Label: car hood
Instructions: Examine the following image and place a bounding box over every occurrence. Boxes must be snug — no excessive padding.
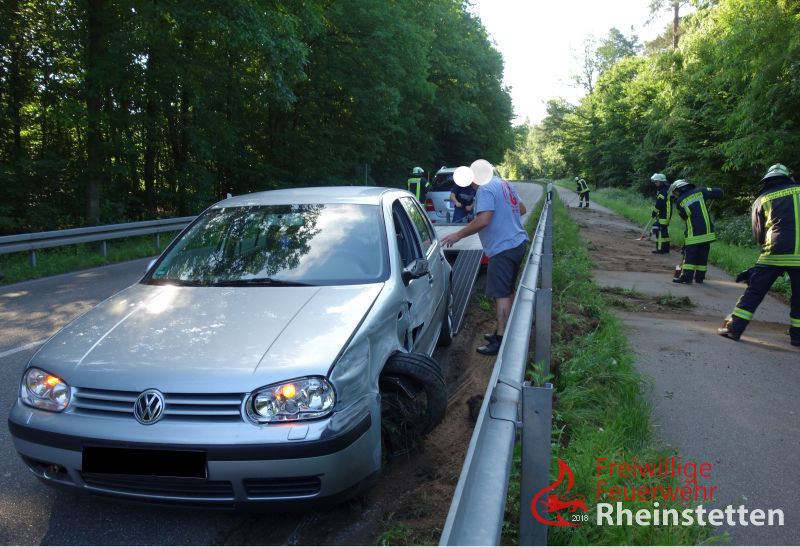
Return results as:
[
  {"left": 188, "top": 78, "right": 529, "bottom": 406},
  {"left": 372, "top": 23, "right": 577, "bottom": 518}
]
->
[{"left": 32, "top": 283, "right": 383, "bottom": 392}]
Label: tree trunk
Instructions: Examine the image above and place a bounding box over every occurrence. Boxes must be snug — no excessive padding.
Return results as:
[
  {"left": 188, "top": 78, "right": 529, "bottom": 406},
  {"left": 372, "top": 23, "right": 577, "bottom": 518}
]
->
[
  {"left": 672, "top": 1, "right": 680, "bottom": 48},
  {"left": 85, "top": 0, "right": 104, "bottom": 225},
  {"left": 144, "top": 46, "right": 158, "bottom": 219}
]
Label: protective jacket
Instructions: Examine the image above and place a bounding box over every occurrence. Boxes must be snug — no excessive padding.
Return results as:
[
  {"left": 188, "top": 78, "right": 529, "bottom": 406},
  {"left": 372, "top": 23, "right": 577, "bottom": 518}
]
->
[
  {"left": 576, "top": 178, "right": 589, "bottom": 194},
  {"left": 752, "top": 176, "right": 800, "bottom": 267},
  {"left": 407, "top": 176, "right": 429, "bottom": 201},
  {"left": 652, "top": 185, "right": 671, "bottom": 225},
  {"left": 674, "top": 186, "right": 723, "bottom": 245}
]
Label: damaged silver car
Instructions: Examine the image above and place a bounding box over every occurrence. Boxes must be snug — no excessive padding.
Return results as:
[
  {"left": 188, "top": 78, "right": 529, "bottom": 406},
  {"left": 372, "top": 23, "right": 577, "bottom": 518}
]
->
[{"left": 8, "top": 186, "right": 451, "bottom": 507}]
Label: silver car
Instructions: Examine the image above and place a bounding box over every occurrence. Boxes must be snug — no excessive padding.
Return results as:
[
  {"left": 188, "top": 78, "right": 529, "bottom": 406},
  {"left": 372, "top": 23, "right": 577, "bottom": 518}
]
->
[
  {"left": 8, "top": 187, "right": 452, "bottom": 507},
  {"left": 425, "top": 166, "right": 457, "bottom": 224}
]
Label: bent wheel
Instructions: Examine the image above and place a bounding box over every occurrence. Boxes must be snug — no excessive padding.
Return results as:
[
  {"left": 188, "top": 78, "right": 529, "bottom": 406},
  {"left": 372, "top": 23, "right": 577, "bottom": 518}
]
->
[{"left": 379, "top": 353, "right": 447, "bottom": 457}]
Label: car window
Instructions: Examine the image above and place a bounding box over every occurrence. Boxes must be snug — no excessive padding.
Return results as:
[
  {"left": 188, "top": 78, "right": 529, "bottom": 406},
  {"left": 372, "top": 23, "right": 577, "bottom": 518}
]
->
[
  {"left": 148, "top": 203, "right": 388, "bottom": 286},
  {"left": 430, "top": 170, "right": 455, "bottom": 192},
  {"left": 392, "top": 202, "right": 423, "bottom": 268},
  {"left": 400, "top": 197, "right": 435, "bottom": 254}
]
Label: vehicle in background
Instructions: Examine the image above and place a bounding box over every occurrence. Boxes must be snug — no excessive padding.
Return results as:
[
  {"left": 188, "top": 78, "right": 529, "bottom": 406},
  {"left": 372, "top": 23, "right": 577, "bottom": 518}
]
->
[{"left": 425, "top": 166, "right": 457, "bottom": 224}]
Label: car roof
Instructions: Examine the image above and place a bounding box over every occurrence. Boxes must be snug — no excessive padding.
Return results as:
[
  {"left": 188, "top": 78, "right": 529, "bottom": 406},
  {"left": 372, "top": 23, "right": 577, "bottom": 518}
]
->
[
  {"left": 436, "top": 167, "right": 457, "bottom": 175},
  {"left": 212, "top": 186, "right": 403, "bottom": 208}
]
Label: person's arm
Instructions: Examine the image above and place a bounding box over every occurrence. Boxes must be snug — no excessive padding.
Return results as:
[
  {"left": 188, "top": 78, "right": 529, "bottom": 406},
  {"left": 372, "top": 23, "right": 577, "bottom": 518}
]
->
[
  {"left": 440, "top": 211, "right": 492, "bottom": 247},
  {"left": 519, "top": 201, "right": 527, "bottom": 215},
  {"left": 449, "top": 191, "right": 462, "bottom": 209}
]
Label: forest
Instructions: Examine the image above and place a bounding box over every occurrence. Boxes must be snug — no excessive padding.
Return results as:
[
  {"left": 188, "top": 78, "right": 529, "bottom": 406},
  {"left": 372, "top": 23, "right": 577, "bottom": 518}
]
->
[
  {"left": 502, "top": 0, "right": 800, "bottom": 213},
  {"left": 0, "top": 0, "right": 513, "bottom": 232},
  {"left": 3, "top": 0, "right": 799, "bottom": 234}
]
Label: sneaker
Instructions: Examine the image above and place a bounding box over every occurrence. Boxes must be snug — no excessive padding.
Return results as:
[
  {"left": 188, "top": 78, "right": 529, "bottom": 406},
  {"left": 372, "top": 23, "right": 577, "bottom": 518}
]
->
[
  {"left": 477, "top": 335, "right": 502, "bottom": 356},
  {"left": 717, "top": 326, "right": 741, "bottom": 341},
  {"left": 672, "top": 277, "right": 692, "bottom": 284}
]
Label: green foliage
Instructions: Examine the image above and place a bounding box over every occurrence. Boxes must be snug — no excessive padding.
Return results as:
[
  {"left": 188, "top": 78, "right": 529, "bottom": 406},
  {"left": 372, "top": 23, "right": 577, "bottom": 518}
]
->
[
  {"left": 505, "top": 0, "right": 800, "bottom": 218},
  {"left": 0, "top": 0, "right": 513, "bottom": 233}
]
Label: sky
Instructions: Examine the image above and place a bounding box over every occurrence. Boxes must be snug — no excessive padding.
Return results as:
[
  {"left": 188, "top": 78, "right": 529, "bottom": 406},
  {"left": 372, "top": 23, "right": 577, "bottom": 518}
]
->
[{"left": 468, "top": 0, "right": 679, "bottom": 125}]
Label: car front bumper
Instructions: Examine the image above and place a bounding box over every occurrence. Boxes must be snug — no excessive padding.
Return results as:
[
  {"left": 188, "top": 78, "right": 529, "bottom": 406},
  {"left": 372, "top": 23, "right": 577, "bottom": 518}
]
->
[{"left": 8, "top": 395, "right": 381, "bottom": 507}]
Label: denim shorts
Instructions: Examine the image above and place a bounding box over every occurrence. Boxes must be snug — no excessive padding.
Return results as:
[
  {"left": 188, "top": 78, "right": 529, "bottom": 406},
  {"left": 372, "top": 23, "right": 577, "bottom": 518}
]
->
[{"left": 486, "top": 241, "right": 527, "bottom": 298}]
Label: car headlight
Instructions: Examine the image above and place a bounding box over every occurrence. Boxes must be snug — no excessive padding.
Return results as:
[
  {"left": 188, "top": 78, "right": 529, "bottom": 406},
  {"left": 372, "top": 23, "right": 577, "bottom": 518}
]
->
[
  {"left": 20, "top": 367, "right": 71, "bottom": 412},
  {"left": 245, "top": 376, "right": 335, "bottom": 423}
]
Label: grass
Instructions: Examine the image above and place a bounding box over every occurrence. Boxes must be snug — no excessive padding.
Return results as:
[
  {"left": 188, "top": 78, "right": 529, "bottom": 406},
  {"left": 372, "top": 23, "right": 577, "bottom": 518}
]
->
[
  {"left": 502, "top": 188, "right": 723, "bottom": 546},
  {"left": 0, "top": 232, "right": 179, "bottom": 285}
]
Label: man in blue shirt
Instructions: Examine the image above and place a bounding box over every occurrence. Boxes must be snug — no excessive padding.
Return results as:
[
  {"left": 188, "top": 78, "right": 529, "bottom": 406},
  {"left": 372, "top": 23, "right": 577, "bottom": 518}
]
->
[
  {"left": 441, "top": 162, "right": 528, "bottom": 355},
  {"left": 449, "top": 182, "right": 477, "bottom": 223}
]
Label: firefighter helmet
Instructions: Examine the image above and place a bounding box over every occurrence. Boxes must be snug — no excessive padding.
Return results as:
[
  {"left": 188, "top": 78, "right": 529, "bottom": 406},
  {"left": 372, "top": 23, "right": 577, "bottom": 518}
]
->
[
  {"left": 668, "top": 179, "right": 689, "bottom": 195},
  {"left": 759, "top": 163, "right": 793, "bottom": 183},
  {"left": 651, "top": 173, "right": 667, "bottom": 183},
  {"left": 574, "top": 176, "right": 580, "bottom": 182},
  {"left": 412, "top": 166, "right": 424, "bottom": 175}
]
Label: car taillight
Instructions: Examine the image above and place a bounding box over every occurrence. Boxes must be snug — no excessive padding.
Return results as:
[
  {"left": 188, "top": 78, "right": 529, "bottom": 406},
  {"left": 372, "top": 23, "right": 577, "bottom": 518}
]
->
[{"left": 425, "top": 199, "right": 435, "bottom": 211}]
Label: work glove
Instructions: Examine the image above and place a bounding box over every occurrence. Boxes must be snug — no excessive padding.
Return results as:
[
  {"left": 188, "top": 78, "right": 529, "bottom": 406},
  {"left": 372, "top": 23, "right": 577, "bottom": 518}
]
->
[
  {"left": 651, "top": 211, "right": 657, "bottom": 218},
  {"left": 735, "top": 267, "right": 755, "bottom": 284}
]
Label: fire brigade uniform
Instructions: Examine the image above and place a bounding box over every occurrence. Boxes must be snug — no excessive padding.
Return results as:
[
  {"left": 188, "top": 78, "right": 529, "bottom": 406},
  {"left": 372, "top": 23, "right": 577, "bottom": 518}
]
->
[
  {"left": 720, "top": 165, "right": 800, "bottom": 346},
  {"left": 652, "top": 183, "right": 671, "bottom": 253},
  {"left": 672, "top": 184, "right": 723, "bottom": 284},
  {"left": 576, "top": 178, "right": 590, "bottom": 208},
  {"left": 407, "top": 167, "right": 429, "bottom": 203}
]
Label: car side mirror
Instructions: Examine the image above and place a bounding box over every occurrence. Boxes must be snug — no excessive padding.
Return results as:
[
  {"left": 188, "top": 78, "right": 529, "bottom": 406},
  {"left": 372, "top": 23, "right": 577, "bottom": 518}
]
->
[{"left": 401, "top": 258, "right": 430, "bottom": 285}]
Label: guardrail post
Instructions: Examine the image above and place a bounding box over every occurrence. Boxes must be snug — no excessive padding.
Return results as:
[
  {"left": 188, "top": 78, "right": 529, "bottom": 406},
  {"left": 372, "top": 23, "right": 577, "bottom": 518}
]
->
[
  {"left": 533, "top": 288, "right": 552, "bottom": 375},
  {"left": 100, "top": 241, "right": 107, "bottom": 257},
  {"left": 29, "top": 250, "right": 36, "bottom": 268},
  {"left": 155, "top": 234, "right": 161, "bottom": 249},
  {"left": 520, "top": 381, "right": 553, "bottom": 545}
]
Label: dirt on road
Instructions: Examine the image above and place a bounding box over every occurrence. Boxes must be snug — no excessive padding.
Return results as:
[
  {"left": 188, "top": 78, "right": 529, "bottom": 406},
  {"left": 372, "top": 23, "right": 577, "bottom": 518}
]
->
[{"left": 558, "top": 187, "right": 799, "bottom": 546}]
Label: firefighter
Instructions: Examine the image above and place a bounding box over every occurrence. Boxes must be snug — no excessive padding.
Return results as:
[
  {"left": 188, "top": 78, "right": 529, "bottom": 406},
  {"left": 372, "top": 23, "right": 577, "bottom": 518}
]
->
[
  {"left": 718, "top": 164, "right": 800, "bottom": 346},
  {"left": 650, "top": 173, "right": 671, "bottom": 254},
  {"left": 407, "top": 166, "right": 429, "bottom": 203},
  {"left": 575, "top": 177, "right": 590, "bottom": 208},
  {"left": 669, "top": 179, "right": 723, "bottom": 284}
]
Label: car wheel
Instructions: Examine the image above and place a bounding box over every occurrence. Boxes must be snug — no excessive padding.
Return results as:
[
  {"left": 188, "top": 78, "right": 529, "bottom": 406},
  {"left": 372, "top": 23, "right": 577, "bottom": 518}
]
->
[
  {"left": 379, "top": 353, "right": 447, "bottom": 458},
  {"left": 437, "top": 285, "right": 453, "bottom": 347}
]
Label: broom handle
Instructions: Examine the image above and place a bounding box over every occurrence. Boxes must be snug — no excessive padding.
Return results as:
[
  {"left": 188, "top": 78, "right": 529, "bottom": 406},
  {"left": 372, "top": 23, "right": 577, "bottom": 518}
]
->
[{"left": 639, "top": 217, "right": 656, "bottom": 239}]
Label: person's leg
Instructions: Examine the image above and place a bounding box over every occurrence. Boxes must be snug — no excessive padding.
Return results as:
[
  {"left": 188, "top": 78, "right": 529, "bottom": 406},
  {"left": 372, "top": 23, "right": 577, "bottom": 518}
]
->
[
  {"left": 478, "top": 242, "right": 526, "bottom": 355},
  {"left": 656, "top": 224, "right": 670, "bottom": 253},
  {"left": 674, "top": 244, "right": 696, "bottom": 283},
  {"left": 719, "top": 265, "right": 780, "bottom": 340},
  {"left": 694, "top": 243, "right": 710, "bottom": 283},
  {"left": 788, "top": 268, "right": 800, "bottom": 346}
]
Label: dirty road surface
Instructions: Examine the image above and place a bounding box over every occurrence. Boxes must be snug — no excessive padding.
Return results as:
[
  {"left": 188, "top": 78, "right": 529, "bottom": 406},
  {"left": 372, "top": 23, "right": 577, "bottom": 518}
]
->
[{"left": 556, "top": 186, "right": 799, "bottom": 545}]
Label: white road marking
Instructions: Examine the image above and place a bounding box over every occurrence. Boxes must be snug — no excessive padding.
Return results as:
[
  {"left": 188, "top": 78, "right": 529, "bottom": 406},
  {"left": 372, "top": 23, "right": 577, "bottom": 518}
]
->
[{"left": 0, "top": 339, "right": 47, "bottom": 359}]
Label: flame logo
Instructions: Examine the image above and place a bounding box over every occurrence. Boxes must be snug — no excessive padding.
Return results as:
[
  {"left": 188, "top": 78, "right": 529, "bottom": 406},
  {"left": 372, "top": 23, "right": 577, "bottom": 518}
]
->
[{"left": 531, "top": 458, "right": 587, "bottom": 526}]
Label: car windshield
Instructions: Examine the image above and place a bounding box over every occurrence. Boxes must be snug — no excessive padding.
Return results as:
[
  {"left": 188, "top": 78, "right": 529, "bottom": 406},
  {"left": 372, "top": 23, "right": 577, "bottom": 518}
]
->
[
  {"left": 147, "top": 203, "right": 388, "bottom": 286},
  {"left": 430, "top": 171, "right": 455, "bottom": 192}
]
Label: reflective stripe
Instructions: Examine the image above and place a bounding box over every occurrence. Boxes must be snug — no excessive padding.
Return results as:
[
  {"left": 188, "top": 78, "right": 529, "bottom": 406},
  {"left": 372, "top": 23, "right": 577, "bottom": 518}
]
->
[
  {"left": 733, "top": 307, "right": 754, "bottom": 321},
  {"left": 757, "top": 254, "right": 800, "bottom": 267},
  {"left": 682, "top": 263, "right": 697, "bottom": 271},
  {"left": 790, "top": 317, "right": 800, "bottom": 328},
  {"left": 685, "top": 233, "right": 716, "bottom": 244}
]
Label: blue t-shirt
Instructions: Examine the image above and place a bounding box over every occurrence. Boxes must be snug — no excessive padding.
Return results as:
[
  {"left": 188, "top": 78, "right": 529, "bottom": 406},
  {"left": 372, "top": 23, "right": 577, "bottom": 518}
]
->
[
  {"left": 449, "top": 183, "right": 477, "bottom": 221},
  {"left": 474, "top": 177, "right": 528, "bottom": 258}
]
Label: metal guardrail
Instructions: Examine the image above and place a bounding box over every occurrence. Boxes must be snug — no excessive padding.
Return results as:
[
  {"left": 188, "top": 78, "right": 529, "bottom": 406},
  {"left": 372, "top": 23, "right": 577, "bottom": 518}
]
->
[
  {"left": 0, "top": 217, "right": 195, "bottom": 267},
  {"left": 440, "top": 183, "right": 554, "bottom": 546}
]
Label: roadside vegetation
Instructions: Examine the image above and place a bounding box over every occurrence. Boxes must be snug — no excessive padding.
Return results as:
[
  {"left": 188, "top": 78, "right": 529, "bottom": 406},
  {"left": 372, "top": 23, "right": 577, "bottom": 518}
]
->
[
  {"left": 502, "top": 192, "right": 721, "bottom": 545},
  {"left": 0, "top": 233, "right": 177, "bottom": 285}
]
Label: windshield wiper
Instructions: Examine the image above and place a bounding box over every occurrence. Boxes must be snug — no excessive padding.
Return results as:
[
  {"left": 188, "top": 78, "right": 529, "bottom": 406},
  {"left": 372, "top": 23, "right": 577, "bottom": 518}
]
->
[{"left": 211, "top": 278, "right": 316, "bottom": 287}]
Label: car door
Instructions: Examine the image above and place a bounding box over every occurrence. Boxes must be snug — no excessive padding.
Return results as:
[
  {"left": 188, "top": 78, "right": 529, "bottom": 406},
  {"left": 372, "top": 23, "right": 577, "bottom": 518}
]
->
[{"left": 397, "top": 197, "right": 445, "bottom": 354}]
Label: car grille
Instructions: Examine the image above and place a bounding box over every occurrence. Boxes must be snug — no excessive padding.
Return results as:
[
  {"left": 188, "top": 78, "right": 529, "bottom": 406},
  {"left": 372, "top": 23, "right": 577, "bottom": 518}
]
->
[
  {"left": 71, "top": 387, "right": 244, "bottom": 422},
  {"left": 244, "top": 477, "right": 321, "bottom": 498},
  {"left": 81, "top": 473, "right": 235, "bottom": 499}
]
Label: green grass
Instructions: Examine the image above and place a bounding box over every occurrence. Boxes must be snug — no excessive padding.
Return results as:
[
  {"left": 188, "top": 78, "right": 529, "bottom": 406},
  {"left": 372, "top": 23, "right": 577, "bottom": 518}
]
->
[
  {"left": 502, "top": 189, "right": 724, "bottom": 546},
  {"left": 0, "top": 232, "right": 179, "bottom": 285}
]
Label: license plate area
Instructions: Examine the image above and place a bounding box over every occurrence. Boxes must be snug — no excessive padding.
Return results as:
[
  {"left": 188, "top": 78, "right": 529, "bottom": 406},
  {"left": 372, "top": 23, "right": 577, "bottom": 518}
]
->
[{"left": 82, "top": 446, "right": 207, "bottom": 478}]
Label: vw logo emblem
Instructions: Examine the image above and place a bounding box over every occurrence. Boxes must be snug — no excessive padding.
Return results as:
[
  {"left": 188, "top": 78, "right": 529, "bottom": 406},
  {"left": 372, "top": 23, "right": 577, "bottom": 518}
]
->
[{"left": 134, "top": 389, "right": 165, "bottom": 425}]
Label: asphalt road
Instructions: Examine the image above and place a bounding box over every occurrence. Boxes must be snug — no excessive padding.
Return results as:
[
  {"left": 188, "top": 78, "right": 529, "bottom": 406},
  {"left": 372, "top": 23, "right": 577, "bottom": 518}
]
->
[{"left": 0, "top": 182, "right": 543, "bottom": 546}]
